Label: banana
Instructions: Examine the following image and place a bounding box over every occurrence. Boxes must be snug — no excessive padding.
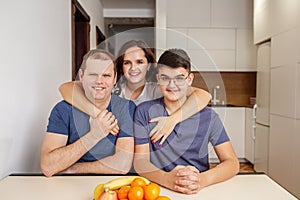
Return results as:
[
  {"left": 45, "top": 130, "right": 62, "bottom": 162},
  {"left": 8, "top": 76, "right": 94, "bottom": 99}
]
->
[
  {"left": 94, "top": 184, "right": 105, "bottom": 200},
  {"left": 93, "top": 176, "right": 151, "bottom": 199},
  {"left": 104, "top": 176, "right": 151, "bottom": 190}
]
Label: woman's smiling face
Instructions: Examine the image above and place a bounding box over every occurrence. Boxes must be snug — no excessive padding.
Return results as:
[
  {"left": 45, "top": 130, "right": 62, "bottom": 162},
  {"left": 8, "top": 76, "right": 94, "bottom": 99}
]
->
[{"left": 122, "top": 46, "right": 150, "bottom": 85}]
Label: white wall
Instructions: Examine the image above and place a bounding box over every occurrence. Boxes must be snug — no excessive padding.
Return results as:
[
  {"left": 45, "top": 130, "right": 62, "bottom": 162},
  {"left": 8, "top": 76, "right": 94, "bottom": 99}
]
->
[
  {"left": 0, "top": 0, "right": 71, "bottom": 178},
  {"left": 0, "top": 0, "right": 104, "bottom": 179}
]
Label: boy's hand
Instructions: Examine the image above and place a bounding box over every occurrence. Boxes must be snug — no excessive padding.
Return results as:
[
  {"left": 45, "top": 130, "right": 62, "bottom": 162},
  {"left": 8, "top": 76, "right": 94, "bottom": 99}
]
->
[
  {"left": 148, "top": 116, "right": 176, "bottom": 145},
  {"left": 165, "top": 165, "right": 185, "bottom": 192},
  {"left": 175, "top": 166, "right": 201, "bottom": 194}
]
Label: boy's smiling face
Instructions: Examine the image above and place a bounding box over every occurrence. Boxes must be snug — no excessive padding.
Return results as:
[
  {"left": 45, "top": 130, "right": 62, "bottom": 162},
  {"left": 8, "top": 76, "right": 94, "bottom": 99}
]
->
[{"left": 157, "top": 65, "right": 194, "bottom": 103}]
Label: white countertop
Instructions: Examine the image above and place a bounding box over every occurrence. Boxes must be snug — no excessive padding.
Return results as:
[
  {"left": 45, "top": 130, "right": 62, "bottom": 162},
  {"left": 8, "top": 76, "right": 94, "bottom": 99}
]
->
[{"left": 0, "top": 174, "right": 297, "bottom": 200}]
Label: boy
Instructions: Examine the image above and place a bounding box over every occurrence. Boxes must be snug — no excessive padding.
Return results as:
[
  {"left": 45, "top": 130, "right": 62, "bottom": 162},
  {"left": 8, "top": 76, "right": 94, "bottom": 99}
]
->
[{"left": 133, "top": 49, "right": 239, "bottom": 194}]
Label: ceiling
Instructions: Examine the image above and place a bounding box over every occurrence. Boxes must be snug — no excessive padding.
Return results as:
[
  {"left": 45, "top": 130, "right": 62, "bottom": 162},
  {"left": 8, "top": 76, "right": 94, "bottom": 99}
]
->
[{"left": 101, "top": 0, "right": 154, "bottom": 9}]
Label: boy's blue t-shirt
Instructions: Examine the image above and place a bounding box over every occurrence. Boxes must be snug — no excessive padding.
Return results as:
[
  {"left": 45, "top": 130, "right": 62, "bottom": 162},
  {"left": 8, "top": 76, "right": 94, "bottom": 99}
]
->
[
  {"left": 134, "top": 97, "right": 230, "bottom": 172},
  {"left": 46, "top": 94, "right": 136, "bottom": 162}
]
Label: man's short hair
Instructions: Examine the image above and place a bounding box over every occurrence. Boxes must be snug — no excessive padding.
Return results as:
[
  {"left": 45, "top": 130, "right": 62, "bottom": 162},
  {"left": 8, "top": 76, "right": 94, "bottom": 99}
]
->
[
  {"left": 157, "top": 48, "right": 191, "bottom": 72},
  {"left": 80, "top": 49, "right": 116, "bottom": 73}
]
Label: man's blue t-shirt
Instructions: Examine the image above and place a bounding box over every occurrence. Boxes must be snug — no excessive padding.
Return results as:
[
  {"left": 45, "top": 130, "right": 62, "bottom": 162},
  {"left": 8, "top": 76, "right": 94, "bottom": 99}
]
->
[
  {"left": 134, "top": 97, "right": 229, "bottom": 172},
  {"left": 46, "top": 94, "right": 136, "bottom": 162}
]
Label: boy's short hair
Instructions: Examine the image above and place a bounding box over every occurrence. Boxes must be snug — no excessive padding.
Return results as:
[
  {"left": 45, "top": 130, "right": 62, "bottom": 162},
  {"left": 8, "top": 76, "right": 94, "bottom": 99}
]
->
[{"left": 157, "top": 48, "right": 191, "bottom": 72}]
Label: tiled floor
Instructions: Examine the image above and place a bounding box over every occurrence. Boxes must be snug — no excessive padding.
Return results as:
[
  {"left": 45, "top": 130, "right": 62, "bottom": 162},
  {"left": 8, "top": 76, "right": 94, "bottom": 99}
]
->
[{"left": 210, "top": 162, "right": 255, "bottom": 173}]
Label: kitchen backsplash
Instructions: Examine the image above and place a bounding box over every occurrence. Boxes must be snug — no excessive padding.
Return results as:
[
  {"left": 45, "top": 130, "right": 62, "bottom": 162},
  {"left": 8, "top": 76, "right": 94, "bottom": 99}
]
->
[{"left": 192, "top": 72, "right": 256, "bottom": 107}]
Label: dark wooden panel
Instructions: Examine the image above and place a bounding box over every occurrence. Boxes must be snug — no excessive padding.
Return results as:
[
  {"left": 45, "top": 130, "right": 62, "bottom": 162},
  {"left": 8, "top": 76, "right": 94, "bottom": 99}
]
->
[{"left": 192, "top": 72, "right": 256, "bottom": 107}]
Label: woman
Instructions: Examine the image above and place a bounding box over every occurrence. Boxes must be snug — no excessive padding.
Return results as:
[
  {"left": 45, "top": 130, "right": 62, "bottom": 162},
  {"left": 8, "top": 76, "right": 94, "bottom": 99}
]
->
[
  {"left": 59, "top": 40, "right": 211, "bottom": 144},
  {"left": 114, "top": 40, "right": 160, "bottom": 105}
]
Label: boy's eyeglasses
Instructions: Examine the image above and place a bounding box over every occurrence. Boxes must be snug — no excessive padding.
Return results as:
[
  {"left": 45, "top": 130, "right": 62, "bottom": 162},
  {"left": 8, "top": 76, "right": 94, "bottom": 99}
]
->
[{"left": 158, "top": 75, "right": 189, "bottom": 86}]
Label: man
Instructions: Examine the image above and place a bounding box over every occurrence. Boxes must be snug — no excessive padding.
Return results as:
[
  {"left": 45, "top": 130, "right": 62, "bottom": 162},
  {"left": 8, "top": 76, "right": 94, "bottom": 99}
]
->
[
  {"left": 41, "top": 49, "right": 135, "bottom": 177},
  {"left": 133, "top": 49, "right": 239, "bottom": 194}
]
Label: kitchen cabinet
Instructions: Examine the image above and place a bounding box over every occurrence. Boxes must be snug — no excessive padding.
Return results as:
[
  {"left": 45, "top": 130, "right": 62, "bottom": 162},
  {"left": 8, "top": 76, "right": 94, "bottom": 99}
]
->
[
  {"left": 254, "top": 1, "right": 300, "bottom": 197},
  {"left": 156, "top": 0, "right": 256, "bottom": 72},
  {"left": 245, "top": 108, "right": 255, "bottom": 164},
  {"left": 253, "top": 0, "right": 298, "bottom": 44},
  {"left": 209, "top": 107, "right": 245, "bottom": 162},
  {"left": 166, "top": 0, "right": 210, "bottom": 28}
]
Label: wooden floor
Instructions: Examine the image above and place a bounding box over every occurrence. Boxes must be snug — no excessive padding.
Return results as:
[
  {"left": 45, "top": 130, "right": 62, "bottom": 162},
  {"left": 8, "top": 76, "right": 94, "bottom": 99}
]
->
[{"left": 210, "top": 162, "right": 255, "bottom": 173}]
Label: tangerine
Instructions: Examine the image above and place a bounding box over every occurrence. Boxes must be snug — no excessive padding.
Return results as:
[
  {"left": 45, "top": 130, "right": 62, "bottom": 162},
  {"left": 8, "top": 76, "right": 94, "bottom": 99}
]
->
[
  {"left": 131, "top": 177, "right": 147, "bottom": 187},
  {"left": 117, "top": 186, "right": 130, "bottom": 199},
  {"left": 144, "top": 183, "right": 160, "bottom": 200},
  {"left": 128, "top": 186, "right": 144, "bottom": 200}
]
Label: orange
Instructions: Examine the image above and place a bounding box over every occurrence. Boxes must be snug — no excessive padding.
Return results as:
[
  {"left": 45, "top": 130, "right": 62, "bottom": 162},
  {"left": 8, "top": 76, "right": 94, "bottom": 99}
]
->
[
  {"left": 117, "top": 186, "right": 130, "bottom": 199},
  {"left": 131, "top": 177, "right": 147, "bottom": 188},
  {"left": 144, "top": 183, "right": 160, "bottom": 200},
  {"left": 156, "top": 196, "right": 171, "bottom": 200},
  {"left": 128, "top": 186, "right": 144, "bottom": 200}
]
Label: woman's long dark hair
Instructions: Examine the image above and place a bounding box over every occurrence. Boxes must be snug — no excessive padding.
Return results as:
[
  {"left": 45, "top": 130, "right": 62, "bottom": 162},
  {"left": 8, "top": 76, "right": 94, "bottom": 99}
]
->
[{"left": 114, "top": 40, "right": 157, "bottom": 95}]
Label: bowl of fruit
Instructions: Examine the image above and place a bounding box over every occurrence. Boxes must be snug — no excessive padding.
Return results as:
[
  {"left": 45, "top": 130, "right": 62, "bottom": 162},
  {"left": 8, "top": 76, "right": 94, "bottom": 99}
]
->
[{"left": 94, "top": 176, "right": 171, "bottom": 200}]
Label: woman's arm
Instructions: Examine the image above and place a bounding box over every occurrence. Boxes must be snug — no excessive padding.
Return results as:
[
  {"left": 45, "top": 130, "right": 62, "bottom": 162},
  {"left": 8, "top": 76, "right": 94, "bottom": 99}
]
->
[
  {"left": 59, "top": 81, "right": 211, "bottom": 144},
  {"left": 59, "top": 81, "right": 119, "bottom": 135},
  {"left": 59, "top": 81, "right": 101, "bottom": 118},
  {"left": 149, "top": 87, "right": 211, "bottom": 144}
]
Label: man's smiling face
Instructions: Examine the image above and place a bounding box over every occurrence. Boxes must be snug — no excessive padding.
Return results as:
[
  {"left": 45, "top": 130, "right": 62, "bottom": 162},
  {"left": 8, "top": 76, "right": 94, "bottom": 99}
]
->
[{"left": 80, "top": 58, "right": 116, "bottom": 104}]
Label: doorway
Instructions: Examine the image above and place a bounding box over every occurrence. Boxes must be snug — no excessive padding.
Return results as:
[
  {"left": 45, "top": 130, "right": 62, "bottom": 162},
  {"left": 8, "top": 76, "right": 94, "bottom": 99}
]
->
[
  {"left": 96, "top": 26, "right": 106, "bottom": 48},
  {"left": 104, "top": 17, "right": 154, "bottom": 56},
  {"left": 71, "top": 0, "right": 90, "bottom": 80}
]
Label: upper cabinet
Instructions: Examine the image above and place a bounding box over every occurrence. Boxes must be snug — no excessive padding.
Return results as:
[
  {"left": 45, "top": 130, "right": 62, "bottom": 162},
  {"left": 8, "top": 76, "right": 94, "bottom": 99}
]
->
[
  {"left": 156, "top": 0, "right": 257, "bottom": 72},
  {"left": 253, "top": 0, "right": 299, "bottom": 44},
  {"left": 166, "top": 0, "right": 211, "bottom": 28}
]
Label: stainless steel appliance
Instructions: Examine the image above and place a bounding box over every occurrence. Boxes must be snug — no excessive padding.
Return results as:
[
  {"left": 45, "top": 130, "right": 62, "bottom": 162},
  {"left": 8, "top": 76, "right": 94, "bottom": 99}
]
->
[{"left": 253, "top": 41, "right": 271, "bottom": 173}]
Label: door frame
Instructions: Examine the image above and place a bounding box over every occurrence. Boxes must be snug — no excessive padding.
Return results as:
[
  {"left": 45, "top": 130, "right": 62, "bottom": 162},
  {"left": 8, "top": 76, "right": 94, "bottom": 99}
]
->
[{"left": 71, "top": 0, "right": 90, "bottom": 80}]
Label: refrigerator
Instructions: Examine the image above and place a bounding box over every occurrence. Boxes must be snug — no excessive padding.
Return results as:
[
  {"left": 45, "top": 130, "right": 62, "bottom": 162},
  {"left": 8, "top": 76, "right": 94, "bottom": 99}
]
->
[{"left": 253, "top": 41, "right": 270, "bottom": 173}]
